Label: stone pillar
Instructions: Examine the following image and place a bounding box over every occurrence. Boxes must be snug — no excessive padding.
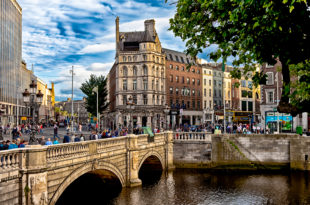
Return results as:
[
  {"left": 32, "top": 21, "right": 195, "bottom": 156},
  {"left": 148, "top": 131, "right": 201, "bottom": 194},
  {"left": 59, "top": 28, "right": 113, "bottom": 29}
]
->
[
  {"left": 147, "top": 116, "right": 152, "bottom": 127},
  {"left": 165, "top": 131, "right": 175, "bottom": 170},
  {"left": 137, "top": 116, "right": 142, "bottom": 127},
  {"left": 24, "top": 145, "right": 48, "bottom": 205},
  {"left": 190, "top": 115, "right": 193, "bottom": 125},
  {"left": 128, "top": 134, "right": 142, "bottom": 187}
]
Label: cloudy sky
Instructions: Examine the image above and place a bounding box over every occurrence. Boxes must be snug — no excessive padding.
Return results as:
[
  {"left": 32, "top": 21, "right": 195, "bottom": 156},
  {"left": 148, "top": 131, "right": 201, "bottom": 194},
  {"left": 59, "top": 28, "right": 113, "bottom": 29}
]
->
[{"left": 19, "top": 0, "right": 215, "bottom": 101}]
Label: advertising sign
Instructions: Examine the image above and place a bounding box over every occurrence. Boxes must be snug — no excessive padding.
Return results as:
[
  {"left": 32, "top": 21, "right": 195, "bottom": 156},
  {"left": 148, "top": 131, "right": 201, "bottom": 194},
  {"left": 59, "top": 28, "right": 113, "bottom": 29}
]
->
[{"left": 266, "top": 112, "right": 293, "bottom": 131}]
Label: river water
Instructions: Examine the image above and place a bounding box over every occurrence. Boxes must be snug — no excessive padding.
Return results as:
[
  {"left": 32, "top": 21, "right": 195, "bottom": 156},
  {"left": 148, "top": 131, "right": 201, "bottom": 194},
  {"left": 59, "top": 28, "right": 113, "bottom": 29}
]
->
[{"left": 57, "top": 170, "right": 310, "bottom": 205}]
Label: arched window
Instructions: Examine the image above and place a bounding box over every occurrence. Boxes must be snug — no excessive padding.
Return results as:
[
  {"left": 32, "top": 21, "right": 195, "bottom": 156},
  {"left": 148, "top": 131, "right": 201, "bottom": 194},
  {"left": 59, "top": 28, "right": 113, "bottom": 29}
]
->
[
  {"left": 123, "top": 56, "right": 126, "bottom": 62},
  {"left": 128, "top": 56, "right": 132, "bottom": 62},
  {"left": 143, "top": 65, "right": 148, "bottom": 75},
  {"left": 133, "top": 56, "right": 137, "bottom": 62},
  {"left": 156, "top": 67, "right": 159, "bottom": 76},
  {"left": 133, "top": 66, "right": 137, "bottom": 76},
  {"left": 123, "top": 66, "right": 128, "bottom": 76},
  {"left": 161, "top": 68, "right": 164, "bottom": 77}
]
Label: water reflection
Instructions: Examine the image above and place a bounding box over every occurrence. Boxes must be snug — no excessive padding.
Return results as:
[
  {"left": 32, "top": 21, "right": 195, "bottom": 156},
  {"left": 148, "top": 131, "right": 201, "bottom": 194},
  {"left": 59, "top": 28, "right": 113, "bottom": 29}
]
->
[{"left": 57, "top": 170, "right": 310, "bottom": 205}]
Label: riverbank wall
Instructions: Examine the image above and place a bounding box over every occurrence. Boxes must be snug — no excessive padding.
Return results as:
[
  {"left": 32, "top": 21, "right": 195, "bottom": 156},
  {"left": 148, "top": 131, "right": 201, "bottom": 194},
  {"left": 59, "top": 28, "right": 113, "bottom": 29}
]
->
[{"left": 173, "top": 133, "right": 310, "bottom": 171}]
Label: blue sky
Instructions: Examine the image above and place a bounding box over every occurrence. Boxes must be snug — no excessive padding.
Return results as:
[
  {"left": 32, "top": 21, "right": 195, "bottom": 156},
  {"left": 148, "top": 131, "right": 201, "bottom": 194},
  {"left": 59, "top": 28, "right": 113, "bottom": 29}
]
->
[{"left": 19, "top": 0, "right": 216, "bottom": 101}]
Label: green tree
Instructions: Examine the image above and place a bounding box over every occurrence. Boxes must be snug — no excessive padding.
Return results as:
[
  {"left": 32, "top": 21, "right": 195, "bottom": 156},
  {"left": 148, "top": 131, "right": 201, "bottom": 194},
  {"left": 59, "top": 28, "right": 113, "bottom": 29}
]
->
[
  {"left": 167, "top": 0, "right": 310, "bottom": 115},
  {"left": 80, "top": 74, "right": 109, "bottom": 116}
]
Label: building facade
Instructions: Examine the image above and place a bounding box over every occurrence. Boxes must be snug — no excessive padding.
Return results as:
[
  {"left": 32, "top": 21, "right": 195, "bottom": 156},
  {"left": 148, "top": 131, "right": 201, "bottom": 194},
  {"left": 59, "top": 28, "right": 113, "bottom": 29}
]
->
[
  {"left": 260, "top": 62, "right": 308, "bottom": 132},
  {"left": 164, "top": 48, "right": 202, "bottom": 127},
  {"left": 36, "top": 77, "right": 55, "bottom": 123},
  {"left": 202, "top": 64, "right": 214, "bottom": 123},
  {"left": 0, "top": 0, "right": 22, "bottom": 125},
  {"left": 55, "top": 98, "right": 88, "bottom": 124},
  {"left": 107, "top": 18, "right": 166, "bottom": 129}
]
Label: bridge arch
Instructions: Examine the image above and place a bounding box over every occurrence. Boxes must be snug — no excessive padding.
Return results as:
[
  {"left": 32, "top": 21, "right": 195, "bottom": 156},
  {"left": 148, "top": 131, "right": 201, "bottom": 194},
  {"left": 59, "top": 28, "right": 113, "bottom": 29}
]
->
[
  {"left": 138, "top": 151, "right": 165, "bottom": 172},
  {"left": 49, "top": 161, "right": 125, "bottom": 204}
]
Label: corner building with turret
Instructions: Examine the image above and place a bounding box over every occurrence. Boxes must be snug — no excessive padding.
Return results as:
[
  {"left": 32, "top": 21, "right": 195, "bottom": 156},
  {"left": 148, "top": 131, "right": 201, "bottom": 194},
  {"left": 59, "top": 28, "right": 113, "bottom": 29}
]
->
[{"left": 106, "top": 18, "right": 166, "bottom": 129}]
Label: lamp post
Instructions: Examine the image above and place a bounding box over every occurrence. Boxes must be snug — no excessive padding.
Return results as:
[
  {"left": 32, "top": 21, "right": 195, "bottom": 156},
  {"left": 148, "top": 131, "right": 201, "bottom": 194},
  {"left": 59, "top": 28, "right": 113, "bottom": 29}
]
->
[
  {"left": 164, "top": 104, "right": 170, "bottom": 130},
  {"left": 92, "top": 86, "right": 99, "bottom": 131},
  {"left": 22, "top": 80, "right": 43, "bottom": 144},
  {"left": 126, "top": 96, "right": 135, "bottom": 134}
]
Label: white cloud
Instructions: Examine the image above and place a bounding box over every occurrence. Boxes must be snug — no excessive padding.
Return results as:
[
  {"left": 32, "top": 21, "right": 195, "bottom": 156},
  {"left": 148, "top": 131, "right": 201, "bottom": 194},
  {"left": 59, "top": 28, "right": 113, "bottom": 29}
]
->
[
  {"left": 89, "top": 62, "right": 114, "bottom": 71},
  {"left": 78, "top": 43, "right": 115, "bottom": 54}
]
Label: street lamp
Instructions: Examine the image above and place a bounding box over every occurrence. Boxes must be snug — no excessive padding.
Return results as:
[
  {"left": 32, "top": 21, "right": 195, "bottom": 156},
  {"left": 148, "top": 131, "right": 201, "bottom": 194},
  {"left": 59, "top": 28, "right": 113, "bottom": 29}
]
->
[
  {"left": 92, "top": 86, "right": 99, "bottom": 131},
  {"left": 22, "top": 80, "right": 44, "bottom": 144},
  {"left": 126, "top": 95, "right": 135, "bottom": 134},
  {"left": 164, "top": 104, "right": 170, "bottom": 130}
]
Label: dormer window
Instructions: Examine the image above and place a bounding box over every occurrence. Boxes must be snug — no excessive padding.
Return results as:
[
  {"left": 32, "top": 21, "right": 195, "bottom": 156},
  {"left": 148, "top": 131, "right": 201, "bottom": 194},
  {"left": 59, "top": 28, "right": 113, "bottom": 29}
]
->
[
  {"left": 181, "top": 57, "right": 184, "bottom": 63},
  {"left": 169, "top": 54, "right": 173, "bottom": 61},
  {"left": 175, "top": 55, "right": 179, "bottom": 62}
]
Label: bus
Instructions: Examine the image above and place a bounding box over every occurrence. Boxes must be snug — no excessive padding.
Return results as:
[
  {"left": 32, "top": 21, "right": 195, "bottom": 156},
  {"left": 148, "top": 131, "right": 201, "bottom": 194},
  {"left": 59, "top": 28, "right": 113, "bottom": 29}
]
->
[{"left": 226, "top": 111, "right": 253, "bottom": 123}]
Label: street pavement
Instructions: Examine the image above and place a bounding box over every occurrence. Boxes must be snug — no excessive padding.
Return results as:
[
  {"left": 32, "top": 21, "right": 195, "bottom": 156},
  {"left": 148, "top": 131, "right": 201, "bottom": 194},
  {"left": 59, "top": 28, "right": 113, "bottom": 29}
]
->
[{"left": 0, "top": 127, "right": 92, "bottom": 143}]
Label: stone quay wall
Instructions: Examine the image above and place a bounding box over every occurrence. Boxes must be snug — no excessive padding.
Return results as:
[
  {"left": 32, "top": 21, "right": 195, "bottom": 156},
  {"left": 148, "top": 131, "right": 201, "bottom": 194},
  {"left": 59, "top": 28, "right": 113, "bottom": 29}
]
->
[{"left": 173, "top": 132, "right": 309, "bottom": 170}]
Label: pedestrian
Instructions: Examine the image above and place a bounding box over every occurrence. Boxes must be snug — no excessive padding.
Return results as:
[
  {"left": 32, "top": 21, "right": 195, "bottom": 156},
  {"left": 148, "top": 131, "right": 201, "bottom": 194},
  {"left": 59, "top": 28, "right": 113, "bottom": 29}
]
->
[
  {"left": 79, "top": 124, "right": 82, "bottom": 133},
  {"left": 63, "top": 132, "right": 70, "bottom": 143},
  {"left": 53, "top": 139, "right": 59, "bottom": 144},
  {"left": 74, "top": 135, "right": 81, "bottom": 142},
  {"left": 39, "top": 136, "right": 46, "bottom": 145},
  {"left": 8, "top": 140, "right": 18, "bottom": 149},
  {"left": 54, "top": 124, "right": 60, "bottom": 140},
  {"left": 45, "top": 138, "right": 53, "bottom": 145},
  {"left": 80, "top": 134, "right": 85, "bottom": 141}
]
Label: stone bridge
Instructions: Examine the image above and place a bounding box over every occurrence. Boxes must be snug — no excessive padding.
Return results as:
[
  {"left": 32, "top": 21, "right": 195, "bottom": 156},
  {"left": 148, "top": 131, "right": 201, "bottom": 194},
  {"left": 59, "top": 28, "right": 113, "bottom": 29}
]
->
[{"left": 0, "top": 132, "right": 174, "bottom": 205}]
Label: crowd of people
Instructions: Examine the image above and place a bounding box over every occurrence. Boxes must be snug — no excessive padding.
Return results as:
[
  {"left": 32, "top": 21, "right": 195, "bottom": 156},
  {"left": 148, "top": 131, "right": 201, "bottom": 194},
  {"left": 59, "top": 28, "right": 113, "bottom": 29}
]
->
[{"left": 0, "top": 120, "right": 267, "bottom": 151}]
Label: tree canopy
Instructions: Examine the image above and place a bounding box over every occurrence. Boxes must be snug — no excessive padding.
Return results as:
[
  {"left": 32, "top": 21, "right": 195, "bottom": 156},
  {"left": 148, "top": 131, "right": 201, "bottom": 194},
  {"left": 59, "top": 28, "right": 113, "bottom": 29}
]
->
[
  {"left": 80, "top": 74, "right": 109, "bottom": 116},
  {"left": 168, "top": 0, "right": 310, "bottom": 115}
]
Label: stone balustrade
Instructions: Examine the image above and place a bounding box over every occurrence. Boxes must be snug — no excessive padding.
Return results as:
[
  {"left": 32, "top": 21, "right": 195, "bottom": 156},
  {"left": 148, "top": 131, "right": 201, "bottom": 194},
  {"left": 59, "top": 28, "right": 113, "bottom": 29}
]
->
[
  {"left": 0, "top": 149, "right": 20, "bottom": 172},
  {"left": 173, "top": 132, "right": 212, "bottom": 141}
]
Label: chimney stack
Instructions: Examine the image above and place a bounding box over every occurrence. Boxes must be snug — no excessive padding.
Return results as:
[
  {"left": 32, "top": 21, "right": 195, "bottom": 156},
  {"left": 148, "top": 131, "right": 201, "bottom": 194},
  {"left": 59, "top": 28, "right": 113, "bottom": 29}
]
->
[{"left": 144, "top": 19, "right": 155, "bottom": 37}]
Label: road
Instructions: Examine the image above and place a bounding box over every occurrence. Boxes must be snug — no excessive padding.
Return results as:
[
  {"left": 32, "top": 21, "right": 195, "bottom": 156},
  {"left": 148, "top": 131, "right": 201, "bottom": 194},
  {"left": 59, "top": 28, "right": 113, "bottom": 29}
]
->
[{"left": 0, "top": 127, "right": 92, "bottom": 142}]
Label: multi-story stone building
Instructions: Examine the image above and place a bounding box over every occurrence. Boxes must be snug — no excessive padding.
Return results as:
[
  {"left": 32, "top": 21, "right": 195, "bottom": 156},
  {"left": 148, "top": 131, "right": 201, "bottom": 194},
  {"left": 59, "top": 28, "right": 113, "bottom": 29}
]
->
[
  {"left": 55, "top": 98, "right": 89, "bottom": 124},
  {"left": 0, "top": 0, "right": 22, "bottom": 125},
  {"left": 107, "top": 18, "right": 166, "bottom": 129},
  {"left": 202, "top": 64, "right": 214, "bottom": 123},
  {"left": 164, "top": 48, "right": 202, "bottom": 127}
]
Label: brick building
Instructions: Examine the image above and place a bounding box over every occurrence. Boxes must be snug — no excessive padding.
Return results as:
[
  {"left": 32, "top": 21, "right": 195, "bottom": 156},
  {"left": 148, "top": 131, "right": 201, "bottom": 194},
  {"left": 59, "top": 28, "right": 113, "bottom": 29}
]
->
[
  {"left": 260, "top": 62, "right": 309, "bottom": 132},
  {"left": 163, "top": 48, "right": 202, "bottom": 127}
]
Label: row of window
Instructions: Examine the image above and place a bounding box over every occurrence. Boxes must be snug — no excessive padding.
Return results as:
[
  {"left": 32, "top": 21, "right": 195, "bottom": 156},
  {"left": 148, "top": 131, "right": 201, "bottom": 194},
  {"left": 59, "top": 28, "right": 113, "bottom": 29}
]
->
[
  {"left": 122, "top": 79, "right": 163, "bottom": 91},
  {"left": 122, "top": 95, "right": 164, "bottom": 105},
  {"left": 122, "top": 66, "right": 164, "bottom": 77},
  {"left": 169, "top": 64, "right": 201, "bottom": 74},
  {"left": 169, "top": 99, "right": 201, "bottom": 110},
  {"left": 169, "top": 75, "right": 201, "bottom": 85},
  {"left": 122, "top": 55, "right": 164, "bottom": 63},
  {"left": 241, "top": 80, "right": 253, "bottom": 88},
  {"left": 169, "top": 87, "right": 201, "bottom": 96}
]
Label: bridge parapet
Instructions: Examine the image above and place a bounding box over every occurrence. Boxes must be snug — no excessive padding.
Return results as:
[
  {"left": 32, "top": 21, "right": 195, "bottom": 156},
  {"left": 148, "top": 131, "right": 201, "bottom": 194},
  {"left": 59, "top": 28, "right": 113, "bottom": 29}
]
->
[
  {"left": 0, "top": 149, "right": 21, "bottom": 172},
  {"left": 173, "top": 132, "right": 212, "bottom": 141}
]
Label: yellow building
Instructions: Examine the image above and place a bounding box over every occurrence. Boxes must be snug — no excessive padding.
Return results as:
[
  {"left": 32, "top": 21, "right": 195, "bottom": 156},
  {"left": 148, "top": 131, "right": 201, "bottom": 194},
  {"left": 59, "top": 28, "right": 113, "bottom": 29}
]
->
[{"left": 36, "top": 77, "right": 55, "bottom": 122}]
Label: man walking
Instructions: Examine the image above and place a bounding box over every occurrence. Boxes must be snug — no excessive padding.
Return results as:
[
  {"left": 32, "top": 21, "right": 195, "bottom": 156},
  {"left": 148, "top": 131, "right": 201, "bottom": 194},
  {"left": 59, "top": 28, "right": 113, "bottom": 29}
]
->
[{"left": 53, "top": 123, "right": 60, "bottom": 140}]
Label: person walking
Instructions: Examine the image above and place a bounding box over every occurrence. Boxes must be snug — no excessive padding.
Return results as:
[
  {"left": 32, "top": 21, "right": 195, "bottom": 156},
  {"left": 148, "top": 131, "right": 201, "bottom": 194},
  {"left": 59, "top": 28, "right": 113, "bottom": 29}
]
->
[{"left": 53, "top": 124, "right": 60, "bottom": 140}]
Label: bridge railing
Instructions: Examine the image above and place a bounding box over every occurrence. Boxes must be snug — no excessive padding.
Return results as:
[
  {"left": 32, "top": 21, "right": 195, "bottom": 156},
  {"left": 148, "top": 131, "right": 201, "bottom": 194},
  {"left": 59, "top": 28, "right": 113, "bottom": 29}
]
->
[
  {"left": 0, "top": 149, "right": 21, "bottom": 172},
  {"left": 46, "top": 142, "right": 90, "bottom": 162},
  {"left": 173, "top": 132, "right": 212, "bottom": 141}
]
